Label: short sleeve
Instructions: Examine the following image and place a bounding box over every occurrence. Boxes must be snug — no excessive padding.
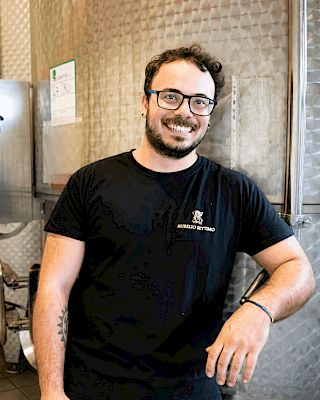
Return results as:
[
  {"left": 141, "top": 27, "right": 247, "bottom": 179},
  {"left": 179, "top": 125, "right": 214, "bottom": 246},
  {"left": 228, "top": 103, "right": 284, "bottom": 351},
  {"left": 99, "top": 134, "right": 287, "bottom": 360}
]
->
[
  {"left": 238, "top": 178, "right": 293, "bottom": 256},
  {"left": 44, "top": 172, "right": 87, "bottom": 241}
]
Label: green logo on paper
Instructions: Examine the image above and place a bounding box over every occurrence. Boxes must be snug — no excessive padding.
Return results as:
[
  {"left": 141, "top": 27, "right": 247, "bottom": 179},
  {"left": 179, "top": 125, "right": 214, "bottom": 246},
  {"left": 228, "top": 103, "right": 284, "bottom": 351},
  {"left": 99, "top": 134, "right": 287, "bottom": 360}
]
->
[{"left": 52, "top": 69, "right": 56, "bottom": 81}]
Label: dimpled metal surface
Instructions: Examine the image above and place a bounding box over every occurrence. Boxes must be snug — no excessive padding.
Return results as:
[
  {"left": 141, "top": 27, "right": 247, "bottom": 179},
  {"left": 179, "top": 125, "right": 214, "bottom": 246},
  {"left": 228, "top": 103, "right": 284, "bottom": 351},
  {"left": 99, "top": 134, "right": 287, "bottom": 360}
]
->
[
  {"left": 0, "top": 0, "right": 40, "bottom": 364},
  {"left": 0, "top": 0, "right": 318, "bottom": 397},
  {"left": 29, "top": 1, "right": 319, "bottom": 398},
  {"left": 0, "top": 0, "right": 31, "bottom": 80},
  {"left": 31, "top": 0, "right": 288, "bottom": 201},
  {"left": 223, "top": 215, "right": 320, "bottom": 399},
  {"left": 304, "top": 0, "right": 320, "bottom": 204}
]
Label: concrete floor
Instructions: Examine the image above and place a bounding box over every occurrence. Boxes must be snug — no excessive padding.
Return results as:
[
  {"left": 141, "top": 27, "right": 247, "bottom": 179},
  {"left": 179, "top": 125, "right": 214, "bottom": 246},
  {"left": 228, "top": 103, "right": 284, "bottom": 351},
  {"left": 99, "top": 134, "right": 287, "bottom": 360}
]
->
[{"left": 0, "top": 347, "right": 40, "bottom": 400}]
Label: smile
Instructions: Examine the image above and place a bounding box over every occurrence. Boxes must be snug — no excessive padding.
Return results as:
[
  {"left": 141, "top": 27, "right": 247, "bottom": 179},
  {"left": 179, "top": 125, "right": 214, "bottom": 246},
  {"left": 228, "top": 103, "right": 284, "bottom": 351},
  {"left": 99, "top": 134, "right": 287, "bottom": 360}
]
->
[{"left": 166, "top": 124, "right": 193, "bottom": 133}]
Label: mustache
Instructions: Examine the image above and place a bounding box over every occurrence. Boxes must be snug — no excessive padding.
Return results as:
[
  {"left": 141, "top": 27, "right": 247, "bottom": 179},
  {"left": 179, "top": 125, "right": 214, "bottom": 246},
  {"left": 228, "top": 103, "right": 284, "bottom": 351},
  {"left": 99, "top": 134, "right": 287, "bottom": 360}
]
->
[{"left": 161, "top": 116, "right": 198, "bottom": 129}]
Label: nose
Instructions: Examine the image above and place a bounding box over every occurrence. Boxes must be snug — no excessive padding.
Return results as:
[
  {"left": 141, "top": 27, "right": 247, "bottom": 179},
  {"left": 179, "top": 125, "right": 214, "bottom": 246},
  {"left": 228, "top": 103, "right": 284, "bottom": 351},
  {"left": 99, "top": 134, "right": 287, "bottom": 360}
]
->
[{"left": 174, "top": 98, "right": 192, "bottom": 116}]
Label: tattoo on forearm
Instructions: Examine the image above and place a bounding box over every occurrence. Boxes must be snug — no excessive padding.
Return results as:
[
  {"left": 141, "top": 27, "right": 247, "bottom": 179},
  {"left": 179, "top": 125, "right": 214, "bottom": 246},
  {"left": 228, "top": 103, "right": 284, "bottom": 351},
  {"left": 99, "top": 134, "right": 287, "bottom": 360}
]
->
[{"left": 57, "top": 305, "right": 68, "bottom": 347}]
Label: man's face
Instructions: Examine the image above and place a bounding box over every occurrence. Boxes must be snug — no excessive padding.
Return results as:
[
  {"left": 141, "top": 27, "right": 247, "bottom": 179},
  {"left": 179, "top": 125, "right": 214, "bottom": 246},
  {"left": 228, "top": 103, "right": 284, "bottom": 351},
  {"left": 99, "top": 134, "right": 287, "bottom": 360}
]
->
[{"left": 142, "top": 60, "right": 215, "bottom": 159}]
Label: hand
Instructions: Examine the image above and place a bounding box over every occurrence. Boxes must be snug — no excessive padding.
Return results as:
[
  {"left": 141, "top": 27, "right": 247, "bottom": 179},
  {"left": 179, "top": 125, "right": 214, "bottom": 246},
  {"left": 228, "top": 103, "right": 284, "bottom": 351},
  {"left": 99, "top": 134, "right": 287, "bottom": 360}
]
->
[{"left": 205, "top": 303, "right": 271, "bottom": 387}]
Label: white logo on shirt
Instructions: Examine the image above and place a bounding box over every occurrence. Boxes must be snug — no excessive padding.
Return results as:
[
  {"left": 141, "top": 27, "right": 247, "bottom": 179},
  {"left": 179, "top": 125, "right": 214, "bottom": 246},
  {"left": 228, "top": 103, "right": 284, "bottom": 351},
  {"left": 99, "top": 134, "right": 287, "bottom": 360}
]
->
[
  {"left": 176, "top": 210, "right": 215, "bottom": 233},
  {"left": 192, "top": 210, "right": 203, "bottom": 225}
]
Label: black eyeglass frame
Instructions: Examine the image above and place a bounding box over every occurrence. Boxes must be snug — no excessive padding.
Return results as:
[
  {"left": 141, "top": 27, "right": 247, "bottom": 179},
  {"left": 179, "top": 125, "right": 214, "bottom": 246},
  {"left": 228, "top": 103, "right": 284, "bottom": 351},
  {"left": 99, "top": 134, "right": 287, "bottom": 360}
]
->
[{"left": 147, "top": 89, "right": 217, "bottom": 116}]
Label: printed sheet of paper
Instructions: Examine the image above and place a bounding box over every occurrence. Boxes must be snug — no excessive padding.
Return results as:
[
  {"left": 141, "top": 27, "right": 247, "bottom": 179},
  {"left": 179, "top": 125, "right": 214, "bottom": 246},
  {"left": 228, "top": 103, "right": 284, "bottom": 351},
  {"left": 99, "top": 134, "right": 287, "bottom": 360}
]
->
[{"left": 50, "top": 60, "right": 76, "bottom": 122}]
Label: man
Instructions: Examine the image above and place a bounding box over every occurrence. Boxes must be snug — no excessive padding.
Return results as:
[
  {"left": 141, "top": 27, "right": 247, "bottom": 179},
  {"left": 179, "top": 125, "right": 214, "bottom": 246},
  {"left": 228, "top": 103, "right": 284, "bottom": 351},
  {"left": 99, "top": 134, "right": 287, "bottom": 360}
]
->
[{"left": 33, "top": 44, "right": 315, "bottom": 400}]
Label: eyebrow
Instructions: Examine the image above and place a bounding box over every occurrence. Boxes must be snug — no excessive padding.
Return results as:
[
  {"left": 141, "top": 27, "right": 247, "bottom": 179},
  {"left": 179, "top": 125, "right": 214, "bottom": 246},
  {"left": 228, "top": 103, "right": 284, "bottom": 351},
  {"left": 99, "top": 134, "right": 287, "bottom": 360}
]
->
[{"left": 160, "top": 87, "right": 212, "bottom": 99}]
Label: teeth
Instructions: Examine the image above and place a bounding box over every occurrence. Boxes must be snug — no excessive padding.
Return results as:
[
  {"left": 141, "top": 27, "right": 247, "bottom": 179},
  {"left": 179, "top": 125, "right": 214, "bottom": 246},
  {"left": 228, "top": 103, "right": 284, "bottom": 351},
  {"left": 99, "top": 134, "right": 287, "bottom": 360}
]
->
[{"left": 168, "top": 124, "right": 192, "bottom": 133}]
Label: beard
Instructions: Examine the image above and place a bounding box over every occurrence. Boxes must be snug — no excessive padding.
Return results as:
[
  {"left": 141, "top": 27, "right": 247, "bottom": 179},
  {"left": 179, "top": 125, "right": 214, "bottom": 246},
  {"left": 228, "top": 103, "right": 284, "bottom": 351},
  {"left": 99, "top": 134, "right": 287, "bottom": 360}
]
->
[{"left": 145, "top": 113, "right": 207, "bottom": 159}]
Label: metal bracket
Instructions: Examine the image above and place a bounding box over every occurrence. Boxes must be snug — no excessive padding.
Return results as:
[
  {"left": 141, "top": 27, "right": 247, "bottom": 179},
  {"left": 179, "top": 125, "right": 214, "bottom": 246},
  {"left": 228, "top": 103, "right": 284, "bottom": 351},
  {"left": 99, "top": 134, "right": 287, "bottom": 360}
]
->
[
  {"left": 280, "top": 213, "right": 312, "bottom": 228},
  {"left": 0, "top": 260, "right": 28, "bottom": 289},
  {"left": 1, "top": 260, "right": 19, "bottom": 286}
]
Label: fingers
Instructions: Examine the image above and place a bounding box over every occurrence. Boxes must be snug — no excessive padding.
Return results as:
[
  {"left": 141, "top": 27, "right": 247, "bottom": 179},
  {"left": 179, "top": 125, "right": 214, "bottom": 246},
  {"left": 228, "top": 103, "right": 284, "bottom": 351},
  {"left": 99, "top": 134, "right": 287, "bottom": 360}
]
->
[
  {"left": 205, "top": 342, "right": 223, "bottom": 378},
  {"left": 205, "top": 304, "right": 270, "bottom": 386},
  {"left": 215, "top": 347, "right": 235, "bottom": 385},
  {"left": 206, "top": 344, "right": 244, "bottom": 386},
  {"left": 225, "top": 352, "right": 246, "bottom": 386},
  {"left": 206, "top": 345, "right": 259, "bottom": 387},
  {"left": 241, "top": 352, "right": 259, "bottom": 384}
]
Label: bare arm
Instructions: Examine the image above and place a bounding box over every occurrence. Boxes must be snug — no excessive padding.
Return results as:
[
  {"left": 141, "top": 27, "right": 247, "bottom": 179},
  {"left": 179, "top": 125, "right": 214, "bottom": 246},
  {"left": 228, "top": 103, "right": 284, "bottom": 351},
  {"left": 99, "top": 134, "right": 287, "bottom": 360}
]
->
[
  {"left": 205, "top": 235, "right": 315, "bottom": 387},
  {"left": 248, "top": 235, "right": 315, "bottom": 319},
  {"left": 33, "top": 233, "right": 85, "bottom": 399}
]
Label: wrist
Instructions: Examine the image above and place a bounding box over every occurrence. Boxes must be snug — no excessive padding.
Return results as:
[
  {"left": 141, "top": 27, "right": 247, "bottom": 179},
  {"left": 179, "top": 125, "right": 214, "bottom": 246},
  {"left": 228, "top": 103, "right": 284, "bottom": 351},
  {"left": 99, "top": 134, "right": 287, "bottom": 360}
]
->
[{"left": 240, "top": 297, "right": 274, "bottom": 324}]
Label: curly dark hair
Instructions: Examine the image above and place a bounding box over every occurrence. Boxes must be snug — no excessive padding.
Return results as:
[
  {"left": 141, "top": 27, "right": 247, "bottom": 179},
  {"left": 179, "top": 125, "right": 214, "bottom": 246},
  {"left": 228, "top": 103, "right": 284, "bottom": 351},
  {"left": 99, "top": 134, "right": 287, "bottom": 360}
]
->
[{"left": 144, "top": 44, "right": 225, "bottom": 102}]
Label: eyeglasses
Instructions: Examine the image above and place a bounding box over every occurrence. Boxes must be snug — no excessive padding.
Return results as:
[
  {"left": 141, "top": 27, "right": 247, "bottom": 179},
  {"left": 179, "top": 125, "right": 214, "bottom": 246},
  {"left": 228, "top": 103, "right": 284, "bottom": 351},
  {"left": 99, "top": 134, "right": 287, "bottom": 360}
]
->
[{"left": 147, "top": 89, "right": 217, "bottom": 116}]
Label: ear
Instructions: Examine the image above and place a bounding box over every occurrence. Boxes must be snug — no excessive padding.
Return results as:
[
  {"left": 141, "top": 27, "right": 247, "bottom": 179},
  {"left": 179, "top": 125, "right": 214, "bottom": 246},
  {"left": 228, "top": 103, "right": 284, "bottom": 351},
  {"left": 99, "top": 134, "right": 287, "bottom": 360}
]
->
[{"left": 142, "top": 95, "right": 148, "bottom": 117}]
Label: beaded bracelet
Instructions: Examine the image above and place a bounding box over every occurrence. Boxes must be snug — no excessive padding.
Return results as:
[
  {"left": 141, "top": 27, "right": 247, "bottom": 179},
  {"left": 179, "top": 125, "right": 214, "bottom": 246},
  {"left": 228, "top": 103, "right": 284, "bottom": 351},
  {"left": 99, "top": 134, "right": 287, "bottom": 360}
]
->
[{"left": 240, "top": 297, "right": 274, "bottom": 323}]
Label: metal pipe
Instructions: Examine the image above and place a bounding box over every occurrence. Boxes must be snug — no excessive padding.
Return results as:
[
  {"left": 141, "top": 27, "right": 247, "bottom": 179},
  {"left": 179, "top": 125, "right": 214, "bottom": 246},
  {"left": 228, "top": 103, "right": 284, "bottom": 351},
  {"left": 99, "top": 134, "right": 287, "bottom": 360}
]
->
[{"left": 284, "top": 0, "right": 311, "bottom": 229}]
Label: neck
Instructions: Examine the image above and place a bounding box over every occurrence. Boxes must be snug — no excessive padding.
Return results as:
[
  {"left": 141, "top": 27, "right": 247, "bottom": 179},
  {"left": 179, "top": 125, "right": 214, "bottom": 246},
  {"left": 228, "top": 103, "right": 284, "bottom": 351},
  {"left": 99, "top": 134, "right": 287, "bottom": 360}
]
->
[{"left": 133, "top": 137, "right": 198, "bottom": 173}]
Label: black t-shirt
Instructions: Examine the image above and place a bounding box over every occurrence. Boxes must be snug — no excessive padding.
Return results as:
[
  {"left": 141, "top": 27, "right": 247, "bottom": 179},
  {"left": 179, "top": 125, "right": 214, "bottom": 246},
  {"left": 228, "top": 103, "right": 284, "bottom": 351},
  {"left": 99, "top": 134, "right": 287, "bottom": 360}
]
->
[{"left": 45, "top": 151, "right": 293, "bottom": 399}]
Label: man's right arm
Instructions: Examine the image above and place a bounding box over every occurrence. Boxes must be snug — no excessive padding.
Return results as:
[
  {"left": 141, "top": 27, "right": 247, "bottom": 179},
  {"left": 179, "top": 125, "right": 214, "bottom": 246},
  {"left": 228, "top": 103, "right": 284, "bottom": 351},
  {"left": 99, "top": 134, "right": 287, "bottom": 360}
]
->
[{"left": 33, "top": 233, "right": 85, "bottom": 399}]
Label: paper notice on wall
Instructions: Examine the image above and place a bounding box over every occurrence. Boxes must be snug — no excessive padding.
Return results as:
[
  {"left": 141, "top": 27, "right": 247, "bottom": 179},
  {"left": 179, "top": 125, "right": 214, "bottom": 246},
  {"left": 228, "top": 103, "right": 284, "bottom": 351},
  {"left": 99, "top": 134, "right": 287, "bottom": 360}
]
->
[{"left": 50, "top": 60, "right": 76, "bottom": 124}]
